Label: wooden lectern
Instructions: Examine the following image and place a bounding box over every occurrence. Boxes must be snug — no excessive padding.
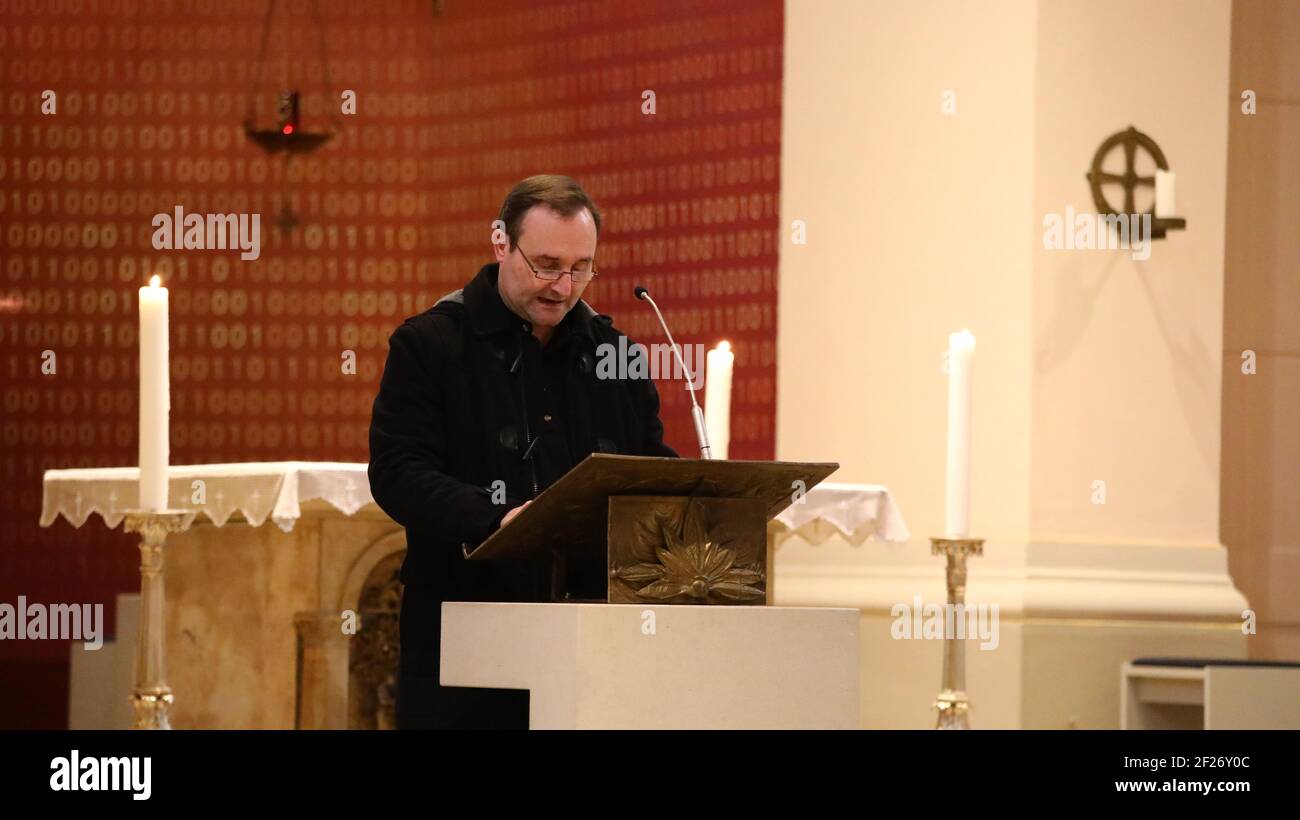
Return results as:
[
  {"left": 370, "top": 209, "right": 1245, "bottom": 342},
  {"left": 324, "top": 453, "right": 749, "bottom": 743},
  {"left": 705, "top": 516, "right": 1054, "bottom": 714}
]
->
[
  {"left": 449, "top": 455, "right": 858, "bottom": 728},
  {"left": 466, "top": 454, "right": 838, "bottom": 605}
]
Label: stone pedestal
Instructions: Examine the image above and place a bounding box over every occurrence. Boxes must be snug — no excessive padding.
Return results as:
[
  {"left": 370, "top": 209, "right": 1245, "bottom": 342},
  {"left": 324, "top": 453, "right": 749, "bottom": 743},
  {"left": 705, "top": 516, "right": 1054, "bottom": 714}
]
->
[
  {"left": 158, "top": 503, "right": 405, "bottom": 729},
  {"left": 439, "top": 602, "right": 860, "bottom": 729}
]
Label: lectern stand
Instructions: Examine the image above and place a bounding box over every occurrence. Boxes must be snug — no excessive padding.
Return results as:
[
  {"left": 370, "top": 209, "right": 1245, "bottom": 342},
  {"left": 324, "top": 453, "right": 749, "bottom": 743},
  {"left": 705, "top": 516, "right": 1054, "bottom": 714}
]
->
[{"left": 442, "top": 455, "right": 860, "bottom": 728}]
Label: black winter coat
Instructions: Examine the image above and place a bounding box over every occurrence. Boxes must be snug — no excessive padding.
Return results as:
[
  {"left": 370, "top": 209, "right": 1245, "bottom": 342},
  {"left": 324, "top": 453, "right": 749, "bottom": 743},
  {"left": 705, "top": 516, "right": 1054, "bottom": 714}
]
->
[{"left": 368, "top": 262, "right": 679, "bottom": 597}]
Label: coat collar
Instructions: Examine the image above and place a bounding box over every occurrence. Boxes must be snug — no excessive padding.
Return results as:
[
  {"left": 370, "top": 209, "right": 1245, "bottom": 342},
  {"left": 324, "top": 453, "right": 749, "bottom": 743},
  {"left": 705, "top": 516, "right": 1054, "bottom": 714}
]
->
[{"left": 453, "top": 262, "right": 602, "bottom": 346}]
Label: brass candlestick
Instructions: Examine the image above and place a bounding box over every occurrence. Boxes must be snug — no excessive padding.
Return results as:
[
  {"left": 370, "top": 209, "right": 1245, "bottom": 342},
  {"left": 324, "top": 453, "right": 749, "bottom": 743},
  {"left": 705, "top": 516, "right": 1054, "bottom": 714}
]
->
[
  {"left": 122, "top": 509, "right": 195, "bottom": 730},
  {"left": 930, "top": 536, "right": 984, "bottom": 730}
]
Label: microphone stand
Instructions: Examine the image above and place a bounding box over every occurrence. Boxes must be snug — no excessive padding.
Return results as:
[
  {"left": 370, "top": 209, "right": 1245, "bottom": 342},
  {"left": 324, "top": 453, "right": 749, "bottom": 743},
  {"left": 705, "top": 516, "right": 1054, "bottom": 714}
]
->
[{"left": 634, "top": 285, "right": 713, "bottom": 460}]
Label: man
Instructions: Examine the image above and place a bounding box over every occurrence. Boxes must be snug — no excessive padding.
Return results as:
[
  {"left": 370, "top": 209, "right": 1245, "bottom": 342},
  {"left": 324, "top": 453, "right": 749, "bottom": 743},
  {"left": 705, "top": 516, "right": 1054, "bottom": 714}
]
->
[{"left": 368, "top": 175, "right": 678, "bottom": 729}]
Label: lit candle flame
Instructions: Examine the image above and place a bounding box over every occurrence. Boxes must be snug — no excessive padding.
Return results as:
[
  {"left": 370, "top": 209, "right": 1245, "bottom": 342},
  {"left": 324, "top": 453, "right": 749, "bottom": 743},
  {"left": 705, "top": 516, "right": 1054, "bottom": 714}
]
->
[
  {"left": 718, "top": 340, "right": 731, "bottom": 353},
  {"left": 149, "top": 275, "right": 161, "bottom": 288}
]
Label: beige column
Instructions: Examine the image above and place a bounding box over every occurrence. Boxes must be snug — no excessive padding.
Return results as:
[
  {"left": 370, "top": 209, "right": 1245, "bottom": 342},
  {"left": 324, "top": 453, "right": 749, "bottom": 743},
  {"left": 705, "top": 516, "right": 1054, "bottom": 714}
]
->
[
  {"left": 778, "top": 0, "right": 1248, "bottom": 728},
  {"left": 1220, "top": 0, "right": 1300, "bottom": 663}
]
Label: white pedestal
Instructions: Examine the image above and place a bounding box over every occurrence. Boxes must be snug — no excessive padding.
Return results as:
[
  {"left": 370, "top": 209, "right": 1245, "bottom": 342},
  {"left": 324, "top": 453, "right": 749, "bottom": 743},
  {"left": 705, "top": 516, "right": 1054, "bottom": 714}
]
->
[{"left": 440, "top": 602, "right": 860, "bottom": 729}]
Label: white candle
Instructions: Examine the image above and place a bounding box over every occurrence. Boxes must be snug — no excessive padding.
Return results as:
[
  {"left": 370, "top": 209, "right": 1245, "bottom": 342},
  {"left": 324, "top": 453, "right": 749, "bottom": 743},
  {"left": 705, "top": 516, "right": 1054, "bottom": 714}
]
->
[
  {"left": 1154, "top": 170, "right": 1176, "bottom": 218},
  {"left": 945, "top": 330, "right": 975, "bottom": 537},
  {"left": 704, "top": 341, "right": 734, "bottom": 459},
  {"left": 138, "top": 275, "right": 170, "bottom": 511}
]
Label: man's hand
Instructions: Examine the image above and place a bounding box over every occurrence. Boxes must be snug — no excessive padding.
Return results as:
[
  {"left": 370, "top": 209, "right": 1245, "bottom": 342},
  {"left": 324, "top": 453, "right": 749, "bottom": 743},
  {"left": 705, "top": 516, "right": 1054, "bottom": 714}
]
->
[{"left": 499, "top": 501, "right": 532, "bottom": 528}]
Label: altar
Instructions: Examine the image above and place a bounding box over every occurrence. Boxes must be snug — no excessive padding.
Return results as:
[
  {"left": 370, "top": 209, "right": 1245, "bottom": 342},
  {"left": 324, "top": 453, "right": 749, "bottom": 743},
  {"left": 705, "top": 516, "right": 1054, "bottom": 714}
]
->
[
  {"left": 42, "top": 461, "right": 907, "bottom": 729},
  {"left": 44, "top": 462, "right": 404, "bottom": 729}
]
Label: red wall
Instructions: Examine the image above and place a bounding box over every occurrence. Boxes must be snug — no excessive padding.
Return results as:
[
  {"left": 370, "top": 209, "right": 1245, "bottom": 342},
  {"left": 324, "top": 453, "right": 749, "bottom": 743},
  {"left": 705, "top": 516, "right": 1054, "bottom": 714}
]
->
[{"left": 0, "top": 0, "right": 783, "bottom": 727}]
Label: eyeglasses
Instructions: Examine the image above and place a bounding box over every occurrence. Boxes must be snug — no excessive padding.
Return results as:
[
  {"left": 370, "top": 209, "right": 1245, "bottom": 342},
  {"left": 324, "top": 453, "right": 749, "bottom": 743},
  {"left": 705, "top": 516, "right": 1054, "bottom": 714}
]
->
[{"left": 516, "top": 246, "right": 599, "bottom": 283}]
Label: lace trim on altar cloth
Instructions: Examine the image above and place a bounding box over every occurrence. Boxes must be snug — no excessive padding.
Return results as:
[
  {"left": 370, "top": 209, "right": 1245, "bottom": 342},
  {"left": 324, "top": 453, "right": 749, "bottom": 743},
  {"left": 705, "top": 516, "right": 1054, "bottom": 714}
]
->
[
  {"left": 40, "top": 462, "right": 374, "bottom": 533},
  {"left": 769, "top": 482, "right": 910, "bottom": 545}
]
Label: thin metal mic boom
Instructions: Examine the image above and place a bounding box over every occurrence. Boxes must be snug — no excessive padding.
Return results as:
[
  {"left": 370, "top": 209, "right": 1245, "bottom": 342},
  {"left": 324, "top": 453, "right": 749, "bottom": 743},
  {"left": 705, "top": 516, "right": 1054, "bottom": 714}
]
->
[{"left": 633, "top": 285, "right": 713, "bottom": 459}]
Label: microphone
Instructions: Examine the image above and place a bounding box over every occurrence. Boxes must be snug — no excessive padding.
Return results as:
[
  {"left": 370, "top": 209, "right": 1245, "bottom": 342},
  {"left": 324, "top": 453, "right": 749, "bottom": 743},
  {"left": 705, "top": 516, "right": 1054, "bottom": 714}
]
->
[{"left": 633, "top": 285, "right": 713, "bottom": 459}]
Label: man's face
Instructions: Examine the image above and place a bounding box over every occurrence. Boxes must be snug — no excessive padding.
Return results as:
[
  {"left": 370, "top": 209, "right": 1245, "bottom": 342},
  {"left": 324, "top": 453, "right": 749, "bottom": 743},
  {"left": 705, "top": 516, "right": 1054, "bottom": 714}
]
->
[{"left": 494, "top": 205, "right": 597, "bottom": 334}]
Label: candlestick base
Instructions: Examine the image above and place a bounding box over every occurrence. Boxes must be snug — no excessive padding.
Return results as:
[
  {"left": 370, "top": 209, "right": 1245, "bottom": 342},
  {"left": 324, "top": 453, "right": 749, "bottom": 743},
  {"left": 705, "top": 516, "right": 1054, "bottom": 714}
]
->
[
  {"left": 930, "top": 536, "right": 984, "bottom": 730},
  {"left": 123, "top": 509, "right": 196, "bottom": 730},
  {"left": 934, "top": 690, "right": 971, "bottom": 730},
  {"left": 130, "top": 686, "right": 175, "bottom": 731}
]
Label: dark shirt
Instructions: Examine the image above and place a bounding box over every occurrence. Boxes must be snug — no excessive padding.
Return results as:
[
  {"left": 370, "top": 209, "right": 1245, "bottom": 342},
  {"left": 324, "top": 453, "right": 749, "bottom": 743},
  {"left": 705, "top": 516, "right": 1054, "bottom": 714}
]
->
[
  {"left": 485, "top": 280, "right": 586, "bottom": 502},
  {"left": 532, "top": 329, "right": 576, "bottom": 490}
]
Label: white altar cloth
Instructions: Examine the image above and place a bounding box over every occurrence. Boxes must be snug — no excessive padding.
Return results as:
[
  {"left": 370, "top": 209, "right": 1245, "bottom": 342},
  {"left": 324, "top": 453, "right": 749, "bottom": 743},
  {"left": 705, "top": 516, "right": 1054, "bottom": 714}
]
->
[
  {"left": 40, "top": 461, "right": 373, "bottom": 532},
  {"left": 769, "top": 482, "right": 909, "bottom": 545}
]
